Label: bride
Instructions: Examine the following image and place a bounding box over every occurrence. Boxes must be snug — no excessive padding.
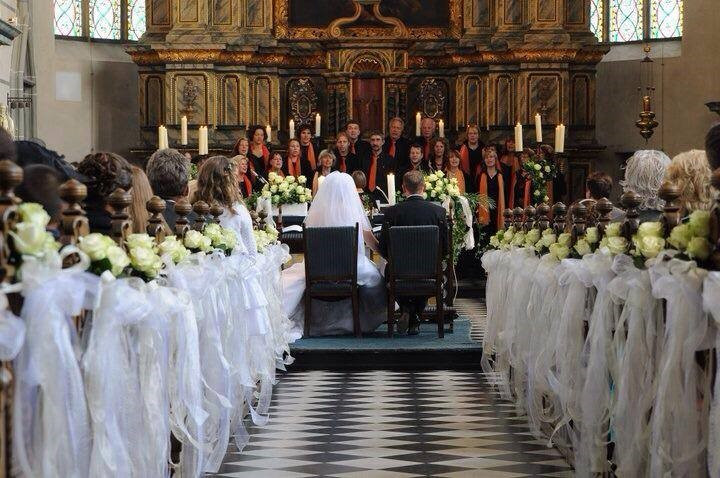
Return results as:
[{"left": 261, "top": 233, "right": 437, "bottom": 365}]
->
[{"left": 282, "top": 171, "right": 388, "bottom": 337}]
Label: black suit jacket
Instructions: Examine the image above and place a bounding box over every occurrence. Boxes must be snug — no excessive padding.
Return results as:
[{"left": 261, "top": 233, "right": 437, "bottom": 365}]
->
[
  {"left": 361, "top": 151, "right": 398, "bottom": 203},
  {"left": 379, "top": 195, "right": 448, "bottom": 259},
  {"left": 351, "top": 139, "right": 372, "bottom": 166},
  {"left": 162, "top": 199, "right": 198, "bottom": 231},
  {"left": 333, "top": 148, "right": 360, "bottom": 174},
  {"left": 384, "top": 136, "right": 411, "bottom": 171}
]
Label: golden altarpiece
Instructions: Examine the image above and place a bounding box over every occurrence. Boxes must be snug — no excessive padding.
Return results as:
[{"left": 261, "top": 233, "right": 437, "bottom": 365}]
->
[{"left": 128, "top": 0, "right": 607, "bottom": 199}]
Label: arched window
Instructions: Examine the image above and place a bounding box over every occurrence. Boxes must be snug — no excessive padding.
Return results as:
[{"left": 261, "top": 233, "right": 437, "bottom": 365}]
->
[
  {"left": 54, "top": 0, "right": 146, "bottom": 41},
  {"left": 590, "top": 0, "right": 682, "bottom": 43}
]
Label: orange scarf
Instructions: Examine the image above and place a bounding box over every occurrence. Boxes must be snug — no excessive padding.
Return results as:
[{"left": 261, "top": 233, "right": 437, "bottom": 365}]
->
[
  {"left": 261, "top": 144, "right": 271, "bottom": 170},
  {"left": 478, "top": 171, "right": 505, "bottom": 230},
  {"left": 338, "top": 155, "right": 347, "bottom": 172},
  {"left": 447, "top": 168, "right": 466, "bottom": 194},
  {"left": 287, "top": 155, "right": 301, "bottom": 178},
  {"left": 459, "top": 144, "right": 470, "bottom": 175},
  {"left": 388, "top": 139, "right": 396, "bottom": 158},
  {"left": 303, "top": 143, "right": 316, "bottom": 170},
  {"left": 240, "top": 174, "right": 252, "bottom": 198},
  {"left": 368, "top": 153, "right": 378, "bottom": 191}
]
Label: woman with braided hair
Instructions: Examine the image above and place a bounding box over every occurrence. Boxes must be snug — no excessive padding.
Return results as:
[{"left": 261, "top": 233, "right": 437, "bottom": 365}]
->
[{"left": 77, "top": 152, "right": 133, "bottom": 235}]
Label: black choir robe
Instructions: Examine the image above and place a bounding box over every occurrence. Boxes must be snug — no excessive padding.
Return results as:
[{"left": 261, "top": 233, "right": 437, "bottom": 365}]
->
[
  {"left": 361, "top": 151, "right": 398, "bottom": 203},
  {"left": 333, "top": 148, "right": 360, "bottom": 174},
  {"left": 383, "top": 136, "right": 411, "bottom": 172}
]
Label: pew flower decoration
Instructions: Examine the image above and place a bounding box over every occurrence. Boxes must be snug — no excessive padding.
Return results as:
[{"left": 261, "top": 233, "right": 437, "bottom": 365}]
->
[
  {"left": 522, "top": 157, "right": 557, "bottom": 204},
  {"left": 264, "top": 172, "right": 312, "bottom": 205},
  {"left": 631, "top": 222, "right": 666, "bottom": 261},
  {"left": 425, "top": 171, "right": 461, "bottom": 201},
  {"left": 158, "top": 236, "right": 191, "bottom": 264},
  {"left": 126, "top": 233, "right": 163, "bottom": 280},
  {"left": 9, "top": 203, "right": 60, "bottom": 259},
  {"left": 571, "top": 227, "right": 600, "bottom": 258},
  {"left": 78, "top": 233, "right": 130, "bottom": 276},
  {"left": 203, "top": 223, "right": 237, "bottom": 254},
  {"left": 598, "top": 222, "right": 628, "bottom": 256},
  {"left": 253, "top": 225, "right": 279, "bottom": 253},
  {"left": 533, "top": 228, "right": 556, "bottom": 256},
  {"left": 523, "top": 228, "right": 541, "bottom": 249},
  {"left": 667, "top": 210, "right": 713, "bottom": 261},
  {"left": 548, "top": 232, "right": 572, "bottom": 261},
  {"left": 184, "top": 230, "right": 212, "bottom": 253}
]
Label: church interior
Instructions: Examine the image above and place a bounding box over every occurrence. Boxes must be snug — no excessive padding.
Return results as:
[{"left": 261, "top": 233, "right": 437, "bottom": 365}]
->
[{"left": 0, "top": 0, "right": 718, "bottom": 477}]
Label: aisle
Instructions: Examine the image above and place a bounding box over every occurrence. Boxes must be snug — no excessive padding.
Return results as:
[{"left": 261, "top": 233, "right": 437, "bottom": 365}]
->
[{"left": 208, "top": 370, "right": 573, "bottom": 477}]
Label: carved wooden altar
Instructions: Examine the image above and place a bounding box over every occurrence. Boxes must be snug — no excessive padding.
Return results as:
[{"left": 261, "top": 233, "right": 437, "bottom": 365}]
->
[{"left": 128, "top": 0, "right": 607, "bottom": 194}]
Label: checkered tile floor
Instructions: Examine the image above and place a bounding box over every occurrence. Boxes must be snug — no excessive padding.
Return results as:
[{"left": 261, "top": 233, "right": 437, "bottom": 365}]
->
[{"left": 208, "top": 370, "right": 573, "bottom": 477}]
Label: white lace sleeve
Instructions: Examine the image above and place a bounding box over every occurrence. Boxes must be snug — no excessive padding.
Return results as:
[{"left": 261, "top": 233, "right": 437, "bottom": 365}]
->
[{"left": 220, "top": 203, "right": 257, "bottom": 255}]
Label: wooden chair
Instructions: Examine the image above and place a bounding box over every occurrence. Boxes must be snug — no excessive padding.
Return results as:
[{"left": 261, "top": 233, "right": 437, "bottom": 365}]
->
[
  {"left": 302, "top": 223, "right": 360, "bottom": 338},
  {"left": 386, "top": 225, "right": 444, "bottom": 338}
]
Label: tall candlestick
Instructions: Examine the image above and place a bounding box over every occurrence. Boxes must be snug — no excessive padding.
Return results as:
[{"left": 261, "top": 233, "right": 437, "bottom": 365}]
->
[
  {"left": 289, "top": 119, "right": 295, "bottom": 139},
  {"left": 180, "top": 116, "right": 188, "bottom": 145},
  {"left": 534, "top": 113, "right": 542, "bottom": 143},
  {"left": 415, "top": 112, "right": 421, "bottom": 137},
  {"left": 438, "top": 119, "right": 445, "bottom": 138},
  {"left": 158, "top": 125, "right": 168, "bottom": 150},
  {"left": 514, "top": 122, "right": 523, "bottom": 152},
  {"left": 315, "top": 114, "right": 321, "bottom": 137},
  {"left": 387, "top": 173, "right": 396, "bottom": 205},
  {"left": 555, "top": 124, "right": 565, "bottom": 153},
  {"left": 265, "top": 124, "right": 272, "bottom": 143},
  {"left": 198, "top": 126, "right": 208, "bottom": 155}
]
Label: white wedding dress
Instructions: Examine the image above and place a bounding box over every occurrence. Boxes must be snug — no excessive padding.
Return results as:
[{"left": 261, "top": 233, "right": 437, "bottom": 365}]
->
[{"left": 282, "top": 171, "right": 387, "bottom": 336}]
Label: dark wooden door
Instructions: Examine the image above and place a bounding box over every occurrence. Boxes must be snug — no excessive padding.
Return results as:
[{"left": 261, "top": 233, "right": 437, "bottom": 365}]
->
[{"left": 352, "top": 78, "right": 383, "bottom": 133}]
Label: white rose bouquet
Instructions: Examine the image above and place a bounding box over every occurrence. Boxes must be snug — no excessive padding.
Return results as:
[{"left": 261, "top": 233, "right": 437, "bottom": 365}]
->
[
  {"left": 263, "top": 173, "right": 312, "bottom": 206},
  {"left": 667, "top": 210, "right": 713, "bottom": 262},
  {"left": 253, "top": 225, "right": 279, "bottom": 253},
  {"left": 158, "top": 235, "right": 191, "bottom": 264},
  {"left": 126, "top": 233, "right": 164, "bottom": 280},
  {"left": 78, "top": 232, "right": 130, "bottom": 276},
  {"left": 424, "top": 171, "right": 462, "bottom": 202},
  {"left": 183, "top": 230, "right": 212, "bottom": 253},
  {"left": 9, "top": 202, "right": 60, "bottom": 261},
  {"left": 203, "top": 223, "right": 237, "bottom": 254}
]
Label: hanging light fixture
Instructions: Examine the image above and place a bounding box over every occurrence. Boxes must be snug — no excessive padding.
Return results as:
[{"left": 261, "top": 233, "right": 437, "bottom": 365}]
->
[{"left": 635, "top": 45, "right": 658, "bottom": 141}]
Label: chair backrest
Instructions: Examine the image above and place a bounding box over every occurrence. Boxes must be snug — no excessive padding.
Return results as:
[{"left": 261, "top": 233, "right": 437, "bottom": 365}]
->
[
  {"left": 388, "top": 225, "right": 440, "bottom": 280},
  {"left": 303, "top": 223, "right": 358, "bottom": 282}
]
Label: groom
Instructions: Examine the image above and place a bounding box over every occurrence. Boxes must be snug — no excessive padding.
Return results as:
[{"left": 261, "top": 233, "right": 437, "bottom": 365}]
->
[{"left": 379, "top": 170, "right": 448, "bottom": 335}]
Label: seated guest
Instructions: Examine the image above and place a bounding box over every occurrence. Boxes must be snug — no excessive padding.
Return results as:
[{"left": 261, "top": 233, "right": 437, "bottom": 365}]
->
[
  {"left": 312, "top": 149, "right": 336, "bottom": 196},
  {"left": 429, "top": 138, "right": 449, "bottom": 173},
  {"left": 195, "top": 156, "right": 256, "bottom": 254},
  {"left": 379, "top": 170, "right": 448, "bottom": 335},
  {"left": 706, "top": 123, "right": 720, "bottom": 170},
  {"left": 404, "top": 143, "right": 427, "bottom": 175},
  {"left": 333, "top": 131, "right": 359, "bottom": 174},
  {"left": 363, "top": 131, "right": 398, "bottom": 203},
  {"left": 283, "top": 138, "right": 313, "bottom": 179},
  {"left": 620, "top": 150, "right": 671, "bottom": 222},
  {"left": 664, "top": 150, "right": 714, "bottom": 214},
  {"left": 246, "top": 125, "right": 271, "bottom": 175},
  {"left": 129, "top": 166, "right": 154, "bottom": 233},
  {"left": 384, "top": 117, "right": 410, "bottom": 170},
  {"left": 346, "top": 119, "right": 371, "bottom": 163},
  {"left": 417, "top": 117, "right": 437, "bottom": 160},
  {"left": 187, "top": 153, "right": 209, "bottom": 203},
  {"left": 14, "top": 139, "right": 88, "bottom": 182},
  {"left": 146, "top": 148, "right": 198, "bottom": 228},
  {"left": 77, "top": 152, "right": 133, "bottom": 234},
  {"left": 15, "top": 164, "right": 62, "bottom": 236},
  {"left": 232, "top": 155, "right": 254, "bottom": 198},
  {"left": 477, "top": 147, "right": 505, "bottom": 233},
  {"left": 268, "top": 153, "right": 285, "bottom": 178},
  {"left": 352, "top": 170, "right": 367, "bottom": 194},
  {"left": 459, "top": 124, "right": 484, "bottom": 183},
  {"left": 585, "top": 171, "right": 625, "bottom": 222},
  {"left": 299, "top": 124, "right": 319, "bottom": 172},
  {"left": 445, "top": 149, "right": 469, "bottom": 194},
  {"left": 0, "top": 127, "right": 15, "bottom": 161}
]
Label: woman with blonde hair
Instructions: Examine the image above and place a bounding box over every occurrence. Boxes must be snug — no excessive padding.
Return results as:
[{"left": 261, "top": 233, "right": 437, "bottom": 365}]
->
[
  {"left": 195, "top": 155, "right": 256, "bottom": 255},
  {"left": 312, "top": 149, "right": 336, "bottom": 196},
  {"left": 664, "top": 149, "right": 714, "bottom": 214},
  {"left": 129, "top": 166, "right": 155, "bottom": 233}
]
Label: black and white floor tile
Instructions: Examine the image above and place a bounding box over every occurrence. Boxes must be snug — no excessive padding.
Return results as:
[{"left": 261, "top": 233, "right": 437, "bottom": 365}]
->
[{"left": 208, "top": 370, "right": 573, "bottom": 477}]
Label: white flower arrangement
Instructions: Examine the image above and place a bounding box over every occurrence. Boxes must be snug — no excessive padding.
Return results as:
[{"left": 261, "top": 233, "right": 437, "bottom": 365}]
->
[
  {"left": 9, "top": 202, "right": 60, "bottom": 260},
  {"left": 253, "top": 225, "right": 279, "bottom": 253},
  {"left": 667, "top": 210, "right": 713, "bottom": 261},
  {"left": 423, "top": 170, "right": 461, "bottom": 202},
  {"left": 264, "top": 172, "right": 312, "bottom": 206},
  {"left": 79, "top": 233, "right": 130, "bottom": 276}
]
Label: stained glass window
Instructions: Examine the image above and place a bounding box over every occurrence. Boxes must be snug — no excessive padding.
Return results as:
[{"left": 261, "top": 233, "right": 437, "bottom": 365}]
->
[
  {"left": 54, "top": 0, "right": 83, "bottom": 36},
  {"left": 127, "top": 0, "right": 146, "bottom": 41},
  {"left": 650, "top": 0, "right": 683, "bottom": 38},
  {"left": 609, "top": 0, "right": 643, "bottom": 42},
  {"left": 590, "top": 0, "right": 604, "bottom": 41},
  {"left": 89, "top": 0, "right": 121, "bottom": 39}
]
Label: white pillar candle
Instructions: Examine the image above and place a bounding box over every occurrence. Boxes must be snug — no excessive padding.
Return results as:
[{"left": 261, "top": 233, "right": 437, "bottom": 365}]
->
[
  {"left": 158, "top": 125, "right": 168, "bottom": 150},
  {"left": 180, "top": 116, "right": 188, "bottom": 145},
  {"left": 387, "top": 173, "right": 396, "bottom": 205},
  {"left": 265, "top": 124, "right": 272, "bottom": 143},
  {"left": 289, "top": 119, "right": 295, "bottom": 139},
  {"left": 514, "top": 122, "right": 523, "bottom": 152},
  {"left": 534, "top": 113, "right": 542, "bottom": 143},
  {"left": 438, "top": 119, "right": 445, "bottom": 138},
  {"left": 415, "top": 112, "right": 421, "bottom": 137},
  {"left": 315, "top": 114, "right": 321, "bottom": 137},
  {"left": 555, "top": 124, "right": 565, "bottom": 153},
  {"left": 198, "top": 126, "right": 208, "bottom": 155}
]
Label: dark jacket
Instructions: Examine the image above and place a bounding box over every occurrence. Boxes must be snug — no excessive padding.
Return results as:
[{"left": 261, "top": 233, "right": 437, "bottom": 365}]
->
[
  {"left": 332, "top": 148, "right": 360, "bottom": 174},
  {"left": 361, "top": 151, "right": 398, "bottom": 203},
  {"left": 351, "top": 139, "right": 372, "bottom": 166},
  {"left": 162, "top": 199, "right": 198, "bottom": 231},
  {"left": 379, "top": 195, "right": 448, "bottom": 260},
  {"left": 384, "top": 136, "right": 411, "bottom": 171}
]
